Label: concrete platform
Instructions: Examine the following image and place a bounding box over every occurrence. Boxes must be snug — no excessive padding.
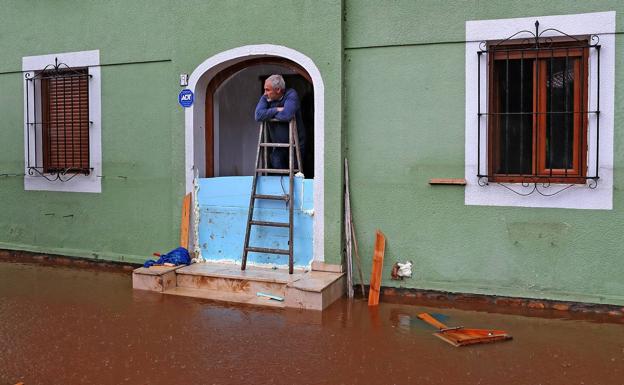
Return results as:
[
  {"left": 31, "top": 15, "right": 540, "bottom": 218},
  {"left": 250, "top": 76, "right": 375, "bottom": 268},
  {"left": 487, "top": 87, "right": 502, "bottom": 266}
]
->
[
  {"left": 132, "top": 265, "right": 179, "bottom": 292},
  {"left": 133, "top": 262, "right": 345, "bottom": 311}
]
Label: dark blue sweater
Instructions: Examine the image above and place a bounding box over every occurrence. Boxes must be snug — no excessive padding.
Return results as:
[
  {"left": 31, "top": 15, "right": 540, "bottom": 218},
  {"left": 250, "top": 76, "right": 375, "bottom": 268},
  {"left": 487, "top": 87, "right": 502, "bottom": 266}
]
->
[{"left": 254, "top": 88, "right": 306, "bottom": 160}]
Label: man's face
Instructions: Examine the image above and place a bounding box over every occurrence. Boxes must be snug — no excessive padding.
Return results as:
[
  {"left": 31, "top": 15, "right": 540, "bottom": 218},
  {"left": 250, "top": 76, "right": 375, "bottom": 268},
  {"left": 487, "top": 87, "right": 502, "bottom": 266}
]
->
[{"left": 264, "top": 80, "right": 282, "bottom": 101}]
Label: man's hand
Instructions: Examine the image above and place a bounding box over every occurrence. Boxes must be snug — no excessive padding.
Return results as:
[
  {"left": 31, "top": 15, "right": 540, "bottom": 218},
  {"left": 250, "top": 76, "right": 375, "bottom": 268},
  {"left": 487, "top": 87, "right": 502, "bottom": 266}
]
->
[{"left": 276, "top": 107, "right": 284, "bottom": 112}]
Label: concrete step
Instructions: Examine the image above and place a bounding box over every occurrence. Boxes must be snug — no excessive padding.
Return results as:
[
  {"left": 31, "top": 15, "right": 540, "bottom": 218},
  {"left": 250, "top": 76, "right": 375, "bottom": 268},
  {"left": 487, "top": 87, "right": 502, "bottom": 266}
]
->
[
  {"left": 175, "top": 263, "right": 303, "bottom": 297},
  {"left": 163, "top": 286, "right": 286, "bottom": 309},
  {"left": 132, "top": 262, "right": 346, "bottom": 311}
]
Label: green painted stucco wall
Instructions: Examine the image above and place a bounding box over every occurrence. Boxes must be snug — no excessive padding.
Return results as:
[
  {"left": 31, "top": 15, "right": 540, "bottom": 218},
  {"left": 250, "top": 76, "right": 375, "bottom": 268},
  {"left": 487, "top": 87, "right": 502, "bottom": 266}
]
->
[
  {"left": 1, "top": 0, "right": 622, "bottom": 306},
  {"left": 344, "top": 0, "right": 624, "bottom": 305},
  {"left": 0, "top": 0, "right": 344, "bottom": 263}
]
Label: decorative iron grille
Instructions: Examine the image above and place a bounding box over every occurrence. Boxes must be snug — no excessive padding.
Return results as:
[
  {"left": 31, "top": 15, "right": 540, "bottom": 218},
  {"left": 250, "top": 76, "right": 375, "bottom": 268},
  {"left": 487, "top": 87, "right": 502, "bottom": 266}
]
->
[
  {"left": 25, "top": 57, "right": 92, "bottom": 181},
  {"left": 476, "top": 21, "right": 600, "bottom": 196}
]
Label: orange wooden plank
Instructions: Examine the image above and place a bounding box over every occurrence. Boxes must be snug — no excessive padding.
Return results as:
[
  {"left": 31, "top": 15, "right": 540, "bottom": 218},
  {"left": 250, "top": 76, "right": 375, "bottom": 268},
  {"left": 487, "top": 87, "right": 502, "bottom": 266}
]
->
[
  {"left": 428, "top": 178, "right": 467, "bottom": 185},
  {"left": 418, "top": 312, "right": 512, "bottom": 347},
  {"left": 417, "top": 312, "right": 449, "bottom": 330},
  {"left": 180, "top": 193, "right": 191, "bottom": 249},
  {"left": 435, "top": 328, "right": 512, "bottom": 347},
  {"left": 368, "top": 230, "right": 386, "bottom": 306}
]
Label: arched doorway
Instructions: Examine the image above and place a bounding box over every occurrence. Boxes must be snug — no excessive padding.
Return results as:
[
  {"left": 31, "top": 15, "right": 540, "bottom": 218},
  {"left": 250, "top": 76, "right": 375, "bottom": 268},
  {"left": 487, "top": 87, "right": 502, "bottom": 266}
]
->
[
  {"left": 206, "top": 58, "right": 314, "bottom": 178},
  {"left": 184, "top": 45, "right": 325, "bottom": 263}
]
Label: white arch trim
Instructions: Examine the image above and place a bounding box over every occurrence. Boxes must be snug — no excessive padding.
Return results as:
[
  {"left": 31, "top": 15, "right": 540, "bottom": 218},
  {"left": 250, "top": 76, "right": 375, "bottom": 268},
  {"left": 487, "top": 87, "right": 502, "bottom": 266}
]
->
[{"left": 184, "top": 44, "right": 325, "bottom": 262}]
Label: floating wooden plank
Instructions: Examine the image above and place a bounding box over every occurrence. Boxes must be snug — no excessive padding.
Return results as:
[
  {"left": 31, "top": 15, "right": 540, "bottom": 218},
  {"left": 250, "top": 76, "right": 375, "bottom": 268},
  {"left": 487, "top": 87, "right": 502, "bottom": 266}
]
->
[
  {"left": 417, "top": 312, "right": 512, "bottom": 347},
  {"left": 180, "top": 193, "right": 191, "bottom": 249},
  {"left": 428, "top": 178, "right": 467, "bottom": 185},
  {"left": 368, "top": 230, "right": 386, "bottom": 306}
]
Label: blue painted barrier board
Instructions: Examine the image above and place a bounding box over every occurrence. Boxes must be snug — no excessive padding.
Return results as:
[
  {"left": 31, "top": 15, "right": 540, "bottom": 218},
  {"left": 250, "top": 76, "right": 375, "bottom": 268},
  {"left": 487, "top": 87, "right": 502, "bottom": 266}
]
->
[{"left": 197, "top": 176, "right": 313, "bottom": 267}]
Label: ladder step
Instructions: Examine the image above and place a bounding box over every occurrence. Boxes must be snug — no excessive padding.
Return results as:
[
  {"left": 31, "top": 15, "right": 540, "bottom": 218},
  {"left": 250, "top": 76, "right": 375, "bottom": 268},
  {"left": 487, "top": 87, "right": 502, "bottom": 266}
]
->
[
  {"left": 245, "top": 246, "right": 290, "bottom": 255},
  {"left": 250, "top": 220, "right": 290, "bottom": 228},
  {"left": 253, "top": 194, "right": 289, "bottom": 201},
  {"left": 260, "top": 143, "right": 290, "bottom": 148},
  {"left": 256, "top": 168, "right": 290, "bottom": 174}
]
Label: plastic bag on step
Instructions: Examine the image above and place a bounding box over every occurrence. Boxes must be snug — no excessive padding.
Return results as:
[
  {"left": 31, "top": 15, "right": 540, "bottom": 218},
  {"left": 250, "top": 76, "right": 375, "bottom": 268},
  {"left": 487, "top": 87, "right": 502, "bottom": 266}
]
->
[{"left": 143, "top": 247, "right": 191, "bottom": 268}]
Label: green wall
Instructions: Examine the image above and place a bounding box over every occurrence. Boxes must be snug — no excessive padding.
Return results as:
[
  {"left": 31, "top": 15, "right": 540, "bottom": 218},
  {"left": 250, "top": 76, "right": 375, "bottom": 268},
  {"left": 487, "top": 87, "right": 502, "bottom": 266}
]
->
[
  {"left": 0, "top": 0, "right": 177, "bottom": 262},
  {"left": 344, "top": 0, "right": 624, "bottom": 305},
  {"left": 0, "top": 0, "right": 344, "bottom": 263},
  {"left": 1, "top": 0, "right": 622, "bottom": 306},
  {"left": 168, "top": 0, "right": 344, "bottom": 264}
]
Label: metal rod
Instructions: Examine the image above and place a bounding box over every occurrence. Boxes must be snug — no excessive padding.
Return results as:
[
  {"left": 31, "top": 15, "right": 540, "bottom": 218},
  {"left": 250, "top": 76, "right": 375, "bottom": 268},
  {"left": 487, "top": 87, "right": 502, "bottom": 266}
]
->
[
  {"left": 33, "top": 75, "right": 38, "bottom": 169},
  {"left": 548, "top": 48, "right": 553, "bottom": 177},
  {"left": 535, "top": 47, "right": 540, "bottom": 176},
  {"left": 595, "top": 45, "right": 601, "bottom": 178},
  {"left": 482, "top": 43, "right": 597, "bottom": 55},
  {"left": 520, "top": 51, "right": 524, "bottom": 174},
  {"left": 564, "top": 49, "right": 569, "bottom": 176},
  {"left": 478, "top": 174, "right": 593, "bottom": 180},
  {"left": 505, "top": 51, "right": 509, "bottom": 175},
  {"left": 477, "top": 51, "right": 482, "bottom": 177},
  {"left": 85, "top": 73, "right": 91, "bottom": 173},
  {"left": 535, "top": 21, "right": 540, "bottom": 48},
  {"left": 79, "top": 73, "right": 83, "bottom": 170},
  {"left": 64, "top": 75, "right": 69, "bottom": 170},
  {"left": 580, "top": 47, "right": 585, "bottom": 178},
  {"left": 344, "top": 157, "right": 354, "bottom": 299},
  {"left": 54, "top": 74, "right": 59, "bottom": 170},
  {"left": 45, "top": 77, "right": 50, "bottom": 169},
  {"left": 70, "top": 76, "right": 75, "bottom": 169},
  {"left": 26, "top": 76, "right": 31, "bottom": 169},
  {"left": 482, "top": 111, "right": 596, "bottom": 115}
]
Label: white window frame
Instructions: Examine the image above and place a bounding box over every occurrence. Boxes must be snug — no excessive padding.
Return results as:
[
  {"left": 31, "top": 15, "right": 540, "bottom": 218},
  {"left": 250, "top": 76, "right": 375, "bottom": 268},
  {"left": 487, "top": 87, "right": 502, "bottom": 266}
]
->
[
  {"left": 22, "top": 50, "right": 102, "bottom": 193},
  {"left": 465, "top": 12, "right": 615, "bottom": 210}
]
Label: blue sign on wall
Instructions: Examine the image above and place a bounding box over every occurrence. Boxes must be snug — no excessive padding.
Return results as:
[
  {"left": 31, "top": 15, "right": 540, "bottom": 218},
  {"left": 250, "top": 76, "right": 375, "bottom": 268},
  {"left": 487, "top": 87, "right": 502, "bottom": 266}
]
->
[{"left": 178, "top": 89, "right": 194, "bottom": 108}]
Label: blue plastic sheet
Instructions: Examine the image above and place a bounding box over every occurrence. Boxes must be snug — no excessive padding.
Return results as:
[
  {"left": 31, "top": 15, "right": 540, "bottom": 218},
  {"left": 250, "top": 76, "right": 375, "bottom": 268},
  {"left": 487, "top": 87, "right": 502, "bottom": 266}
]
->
[{"left": 143, "top": 247, "right": 191, "bottom": 268}]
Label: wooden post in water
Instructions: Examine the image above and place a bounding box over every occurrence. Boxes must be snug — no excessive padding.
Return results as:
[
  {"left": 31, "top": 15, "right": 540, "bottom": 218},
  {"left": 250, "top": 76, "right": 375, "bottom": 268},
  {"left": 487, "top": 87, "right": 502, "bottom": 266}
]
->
[
  {"left": 368, "top": 230, "right": 386, "bottom": 306},
  {"left": 180, "top": 193, "right": 192, "bottom": 249}
]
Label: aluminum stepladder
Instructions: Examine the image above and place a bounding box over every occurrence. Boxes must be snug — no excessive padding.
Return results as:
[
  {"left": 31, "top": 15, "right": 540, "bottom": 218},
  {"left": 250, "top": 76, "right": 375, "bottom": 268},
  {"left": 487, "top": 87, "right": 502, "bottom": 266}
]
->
[{"left": 241, "top": 118, "right": 303, "bottom": 274}]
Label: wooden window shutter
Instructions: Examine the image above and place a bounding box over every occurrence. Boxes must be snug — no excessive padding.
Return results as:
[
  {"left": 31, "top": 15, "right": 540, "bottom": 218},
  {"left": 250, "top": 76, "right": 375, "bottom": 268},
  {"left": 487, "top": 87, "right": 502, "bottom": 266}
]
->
[{"left": 42, "top": 69, "right": 90, "bottom": 173}]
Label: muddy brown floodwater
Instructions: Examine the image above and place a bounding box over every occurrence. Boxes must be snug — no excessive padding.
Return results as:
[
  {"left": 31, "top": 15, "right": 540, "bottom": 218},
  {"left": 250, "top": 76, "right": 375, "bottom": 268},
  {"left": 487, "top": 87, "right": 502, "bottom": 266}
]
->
[{"left": 1, "top": 261, "right": 623, "bottom": 385}]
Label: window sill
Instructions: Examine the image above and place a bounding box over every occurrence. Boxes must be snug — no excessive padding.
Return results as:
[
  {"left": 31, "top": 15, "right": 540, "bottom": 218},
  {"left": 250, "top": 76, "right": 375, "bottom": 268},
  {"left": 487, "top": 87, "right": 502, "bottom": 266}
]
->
[{"left": 24, "top": 174, "right": 101, "bottom": 193}]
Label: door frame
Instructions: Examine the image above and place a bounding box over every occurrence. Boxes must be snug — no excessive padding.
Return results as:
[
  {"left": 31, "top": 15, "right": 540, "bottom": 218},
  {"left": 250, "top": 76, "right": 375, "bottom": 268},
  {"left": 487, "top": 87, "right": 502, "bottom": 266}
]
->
[{"left": 184, "top": 44, "right": 325, "bottom": 262}]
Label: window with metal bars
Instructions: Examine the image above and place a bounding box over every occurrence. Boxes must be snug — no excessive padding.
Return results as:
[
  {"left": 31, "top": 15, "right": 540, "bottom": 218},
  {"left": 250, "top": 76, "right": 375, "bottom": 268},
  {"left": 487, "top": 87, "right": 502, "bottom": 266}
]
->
[
  {"left": 477, "top": 22, "right": 600, "bottom": 187},
  {"left": 25, "top": 59, "right": 92, "bottom": 180}
]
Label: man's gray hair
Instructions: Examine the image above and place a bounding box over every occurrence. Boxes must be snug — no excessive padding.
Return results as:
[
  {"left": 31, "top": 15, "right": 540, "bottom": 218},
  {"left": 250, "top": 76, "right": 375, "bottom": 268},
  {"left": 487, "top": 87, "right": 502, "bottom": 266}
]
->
[{"left": 267, "top": 74, "right": 286, "bottom": 91}]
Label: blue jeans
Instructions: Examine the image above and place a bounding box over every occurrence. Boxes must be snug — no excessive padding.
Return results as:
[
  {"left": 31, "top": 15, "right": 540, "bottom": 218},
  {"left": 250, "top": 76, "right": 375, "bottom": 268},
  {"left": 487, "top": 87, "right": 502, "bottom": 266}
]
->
[{"left": 268, "top": 123, "right": 304, "bottom": 170}]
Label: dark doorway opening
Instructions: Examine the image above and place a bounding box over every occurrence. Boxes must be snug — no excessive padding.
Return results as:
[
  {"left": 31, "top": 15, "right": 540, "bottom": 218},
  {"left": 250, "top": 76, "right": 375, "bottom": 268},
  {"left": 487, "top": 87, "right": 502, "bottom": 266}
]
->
[{"left": 205, "top": 58, "right": 314, "bottom": 178}]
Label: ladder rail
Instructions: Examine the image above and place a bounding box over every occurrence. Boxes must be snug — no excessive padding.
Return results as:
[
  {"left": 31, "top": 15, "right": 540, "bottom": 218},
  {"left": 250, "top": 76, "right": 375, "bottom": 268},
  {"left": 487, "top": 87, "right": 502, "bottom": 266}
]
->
[
  {"left": 291, "top": 119, "right": 303, "bottom": 175},
  {"left": 288, "top": 119, "right": 295, "bottom": 274},
  {"left": 262, "top": 122, "right": 268, "bottom": 175},
  {"left": 241, "top": 122, "right": 265, "bottom": 271}
]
